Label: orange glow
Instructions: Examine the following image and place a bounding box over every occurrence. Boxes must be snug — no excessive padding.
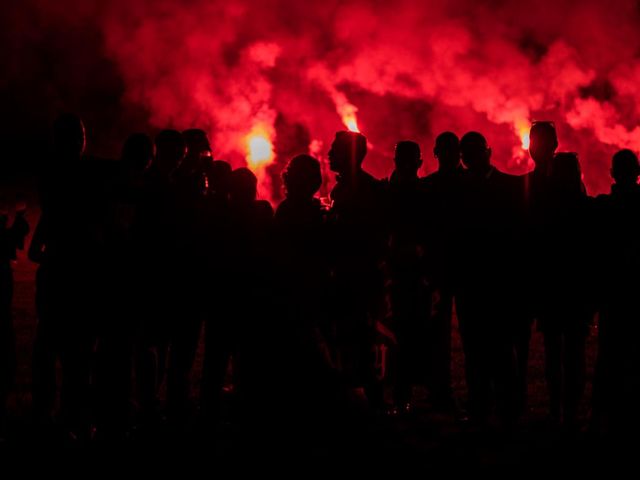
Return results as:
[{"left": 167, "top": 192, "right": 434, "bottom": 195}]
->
[
  {"left": 339, "top": 102, "right": 360, "bottom": 132},
  {"left": 246, "top": 126, "right": 274, "bottom": 169},
  {"left": 343, "top": 114, "right": 359, "bottom": 132},
  {"left": 515, "top": 120, "right": 530, "bottom": 150}
]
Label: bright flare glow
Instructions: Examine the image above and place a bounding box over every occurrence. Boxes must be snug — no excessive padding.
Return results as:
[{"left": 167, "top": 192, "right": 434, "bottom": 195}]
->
[
  {"left": 338, "top": 102, "right": 360, "bottom": 132},
  {"left": 246, "top": 127, "right": 274, "bottom": 169},
  {"left": 515, "top": 120, "right": 531, "bottom": 150},
  {"left": 344, "top": 114, "right": 359, "bottom": 132}
]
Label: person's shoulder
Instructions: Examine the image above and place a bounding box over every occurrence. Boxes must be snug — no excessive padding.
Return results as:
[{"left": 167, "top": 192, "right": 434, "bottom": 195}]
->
[
  {"left": 625, "top": 185, "right": 640, "bottom": 201},
  {"left": 501, "top": 168, "right": 527, "bottom": 189},
  {"left": 274, "top": 198, "right": 292, "bottom": 219},
  {"left": 494, "top": 167, "right": 519, "bottom": 181},
  {"left": 594, "top": 189, "right": 616, "bottom": 209},
  {"left": 420, "top": 172, "right": 437, "bottom": 188},
  {"left": 361, "top": 170, "right": 383, "bottom": 186},
  {"left": 579, "top": 195, "right": 598, "bottom": 218},
  {"left": 359, "top": 170, "right": 387, "bottom": 197},
  {"left": 255, "top": 199, "right": 274, "bottom": 219}
]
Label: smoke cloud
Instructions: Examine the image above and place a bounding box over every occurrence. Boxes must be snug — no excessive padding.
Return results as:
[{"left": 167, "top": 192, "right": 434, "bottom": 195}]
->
[{"left": 3, "top": 0, "right": 640, "bottom": 197}]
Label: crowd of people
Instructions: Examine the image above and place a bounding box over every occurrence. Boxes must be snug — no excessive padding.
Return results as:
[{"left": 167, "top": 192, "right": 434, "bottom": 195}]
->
[{"left": 1, "top": 113, "right": 639, "bottom": 444}]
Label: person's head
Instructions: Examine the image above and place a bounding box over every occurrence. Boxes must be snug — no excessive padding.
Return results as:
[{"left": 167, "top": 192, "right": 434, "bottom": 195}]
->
[
  {"left": 611, "top": 149, "right": 640, "bottom": 187},
  {"left": 154, "top": 129, "right": 185, "bottom": 177},
  {"left": 433, "top": 131, "right": 460, "bottom": 172},
  {"left": 206, "top": 160, "right": 232, "bottom": 197},
  {"left": 393, "top": 141, "right": 422, "bottom": 181},
  {"left": 529, "top": 121, "right": 558, "bottom": 168},
  {"left": 328, "top": 131, "right": 367, "bottom": 175},
  {"left": 53, "top": 113, "right": 85, "bottom": 159},
  {"left": 550, "top": 152, "right": 582, "bottom": 196},
  {"left": 229, "top": 167, "right": 257, "bottom": 205},
  {"left": 282, "top": 154, "right": 322, "bottom": 200},
  {"left": 460, "top": 131, "right": 491, "bottom": 172},
  {"left": 182, "top": 128, "right": 212, "bottom": 167},
  {"left": 121, "top": 133, "right": 153, "bottom": 173}
]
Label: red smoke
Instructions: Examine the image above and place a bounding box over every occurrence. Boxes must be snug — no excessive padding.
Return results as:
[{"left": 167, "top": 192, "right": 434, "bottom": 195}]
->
[{"left": 11, "top": 0, "right": 640, "bottom": 200}]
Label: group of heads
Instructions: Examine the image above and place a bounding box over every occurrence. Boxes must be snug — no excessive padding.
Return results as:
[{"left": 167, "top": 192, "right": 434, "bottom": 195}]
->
[
  {"left": 150, "top": 128, "right": 213, "bottom": 176},
  {"left": 390, "top": 131, "right": 487, "bottom": 179},
  {"left": 528, "top": 121, "right": 640, "bottom": 189},
  {"left": 52, "top": 114, "right": 640, "bottom": 202},
  {"left": 52, "top": 114, "right": 262, "bottom": 203},
  {"left": 325, "top": 129, "right": 491, "bottom": 182},
  {"left": 387, "top": 121, "right": 639, "bottom": 190}
]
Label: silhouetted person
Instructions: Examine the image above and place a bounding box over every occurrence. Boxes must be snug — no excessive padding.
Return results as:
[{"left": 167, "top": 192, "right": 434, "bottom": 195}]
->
[
  {"left": 0, "top": 196, "right": 29, "bottom": 434},
  {"left": 517, "top": 121, "right": 560, "bottom": 416},
  {"left": 200, "top": 160, "right": 234, "bottom": 426},
  {"left": 29, "top": 115, "right": 80, "bottom": 429},
  {"left": 387, "top": 141, "right": 429, "bottom": 411},
  {"left": 269, "top": 154, "right": 342, "bottom": 433},
  {"left": 175, "top": 128, "right": 211, "bottom": 196},
  {"left": 537, "top": 152, "right": 594, "bottom": 430},
  {"left": 94, "top": 133, "right": 153, "bottom": 441},
  {"left": 326, "top": 131, "right": 388, "bottom": 410},
  {"left": 593, "top": 149, "right": 640, "bottom": 433},
  {"left": 133, "top": 129, "right": 185, "bottom": 430},
  {"left": 205, "top": 160, "right": 232, "bottom": 203},
  {"left": 528, "top": 122, "right": 557, "bottom": 177},
  {"left": 456, "top": 131, "right": 521, "bottom": 427},
  {"left": 30, "top": 113, "right": 105, "bottom": 440},
  {"left": 166, "top": 129, "right": 211, "bottom": 426},
  {"left": 421, "top": 132, "right": 463, "bottom": 412},
  {"left": 228, "top": 168, "right": 274, "bottom": 228},
  {"left": 223, "top": 167, "right": 274, "bottom": 429}
]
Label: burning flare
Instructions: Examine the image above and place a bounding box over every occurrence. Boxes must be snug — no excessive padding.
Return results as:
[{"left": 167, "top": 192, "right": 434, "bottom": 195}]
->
[
  {"left": 516, "top": 120, "right": 531, "bottom": 150},
  {"left": 246, "top": 125, "right": 274, "bottom": 169},
  {"left": 307, "top": 65, "right": 360, "bottom": 133},
  {"left": 339, "top": 102, "right": 360, "bottom": 132}
]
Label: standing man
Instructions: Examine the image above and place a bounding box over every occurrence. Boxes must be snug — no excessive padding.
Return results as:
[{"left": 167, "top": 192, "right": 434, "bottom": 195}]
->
[
  {"left": 421, "top": 132, "right": 464, "bottom": 412},
  {"left": 456, "top": 132, "right": 521, "bottom": 427},
  {"left": 387, "top": 141, "right": 429, "bottom": 412},
  {"left": 327, "top": 131, "right": 388, "bottom": 410}
]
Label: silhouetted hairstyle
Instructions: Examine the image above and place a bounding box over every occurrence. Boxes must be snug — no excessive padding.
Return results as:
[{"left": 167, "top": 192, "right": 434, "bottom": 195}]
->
[
  {"left": 460, "top": 131, "right": 490, "bottom": 170},
  {"left": 282, "top": 154, "right": 322, "bottom": 199},
  {"left": 611, "top": 149, "right": 640, "bottom": 185},
  {"left": 550, "top": 152, "right": 582, "bottom": 195},
  {"left": 230, "top": 167, "right": 258, "bottom": 204}
]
